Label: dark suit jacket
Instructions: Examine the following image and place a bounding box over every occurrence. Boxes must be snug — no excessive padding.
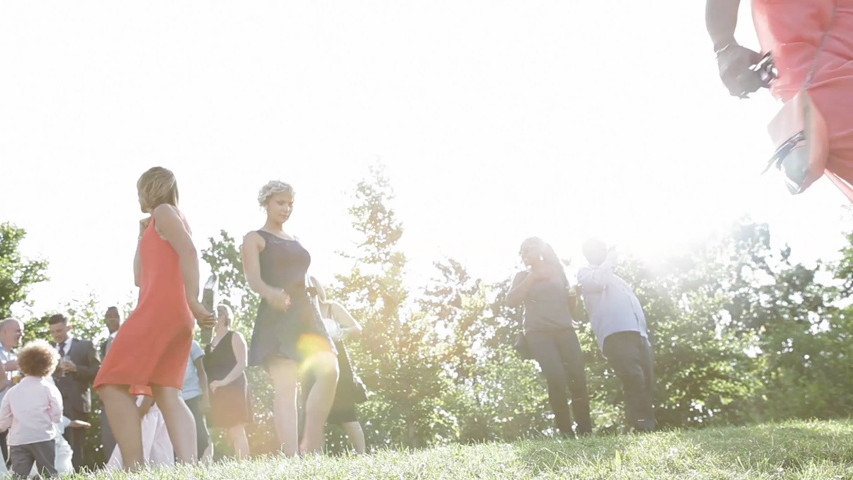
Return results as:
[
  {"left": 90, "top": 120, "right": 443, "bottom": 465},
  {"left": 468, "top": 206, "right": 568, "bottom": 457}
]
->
[{"left": 52, "top": 337, "right": 100, "bottom": 418}]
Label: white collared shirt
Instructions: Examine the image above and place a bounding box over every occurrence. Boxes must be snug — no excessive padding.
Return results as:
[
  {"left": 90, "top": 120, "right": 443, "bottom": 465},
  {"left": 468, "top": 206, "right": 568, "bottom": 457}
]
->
[
  {"left": 56, "top": 335, "right": 75, "bottom": 356},
  {"left": 0, "top": 376, "right": 63, "bottom": 445},
  {"left": 0, "top": 346, "right": 17, "bottom": 403}
]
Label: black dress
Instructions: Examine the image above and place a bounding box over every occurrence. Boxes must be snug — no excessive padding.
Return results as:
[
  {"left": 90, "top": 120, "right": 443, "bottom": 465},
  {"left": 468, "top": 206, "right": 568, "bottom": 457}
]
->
[
  {"left": 247, "top": 231, "right": 334, "bottom": 367},
  {"left": 203, "top": 331, "right": 252, "bottom": 428}
]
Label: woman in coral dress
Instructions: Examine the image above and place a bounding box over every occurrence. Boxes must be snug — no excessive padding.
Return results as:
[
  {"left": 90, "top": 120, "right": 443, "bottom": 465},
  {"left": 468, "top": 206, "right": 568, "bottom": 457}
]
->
[
  {"left": 94, "top": 166, "right": 214, "bottom": 469},
  {"left": 707, "top": 0, "right": 853, "bottom": 193}
]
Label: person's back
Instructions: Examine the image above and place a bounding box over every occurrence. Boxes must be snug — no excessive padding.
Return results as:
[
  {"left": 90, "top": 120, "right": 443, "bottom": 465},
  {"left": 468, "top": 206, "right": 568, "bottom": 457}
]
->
[
  {"left": 577, "top": 248, "right": 648, "bottom": 350},
  {"left": 578, "top": 239, "right": 655, "bottom": 432},
  {"left": 0, "top": 340, "right": 63, "bottom": 478}
]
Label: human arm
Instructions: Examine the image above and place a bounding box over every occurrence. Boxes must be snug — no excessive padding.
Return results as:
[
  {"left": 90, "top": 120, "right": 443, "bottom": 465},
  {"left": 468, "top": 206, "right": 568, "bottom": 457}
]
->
[
  {"left": 0, "top": 393, "right": 11, "bottom": 432},
  {"left": 209, "top": 332, "right": 248, "bottom": 392},
  {"left": 329, "top": 302, "right": 362, "bottom": 339},
  {"left": 240, "top": 232, "right": 291, "bottom": 311},
  {"left": 194, "top": 356, "right": 210, "bottom": 412},
  {"left": 705, "top": 0, "right": 740, "bottom": 51},
  {"left": 65, "top": 341, "right": 100, "bottom": 384},
  {"left": 577, "top": 251, "right": 617, "bottom": 293},
  {"left": 48, "top": 385, "right": 63, "bottom": 424},
  {"left": 506, "top": 265, "right": 555, "bottom": 307},
  {"left": 705, "top": 0, "right": 762, "bottom": 97},
  {"left": 137, "top": 395, "right": 155, "bottom": 417},
  {"left": 152, "top": 205, "right": 214, "bottom": 327},
  {"left": 134, "top": 217, "right": 151, "bottom": 287},
  {"left": 0, "top": 360, "right": 10, "bottom": 392}
]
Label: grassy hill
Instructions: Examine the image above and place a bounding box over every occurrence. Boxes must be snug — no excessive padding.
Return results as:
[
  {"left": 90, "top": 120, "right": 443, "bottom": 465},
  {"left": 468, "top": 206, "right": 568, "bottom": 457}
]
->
[{"left": 76, "top": 419, "right": 852, "bottom": 479}]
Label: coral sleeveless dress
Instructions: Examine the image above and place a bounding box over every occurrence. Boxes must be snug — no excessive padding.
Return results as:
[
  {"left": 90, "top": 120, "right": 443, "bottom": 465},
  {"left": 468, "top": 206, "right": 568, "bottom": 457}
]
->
[
  {"left": 752, "top": 0, "right": 853, "bottom": 188},
  {"left": 94, "top": 214, "right": 195, "bottom": 391}
]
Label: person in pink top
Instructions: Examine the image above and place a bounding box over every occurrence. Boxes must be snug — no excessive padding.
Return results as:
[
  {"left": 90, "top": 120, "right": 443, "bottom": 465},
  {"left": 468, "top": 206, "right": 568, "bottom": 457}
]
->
[
  {"left": 0, "top": 340, "right": 63, "bottom": 479},
  {"left": 706, "top": 0, "right": 853, "bottom": 194}
]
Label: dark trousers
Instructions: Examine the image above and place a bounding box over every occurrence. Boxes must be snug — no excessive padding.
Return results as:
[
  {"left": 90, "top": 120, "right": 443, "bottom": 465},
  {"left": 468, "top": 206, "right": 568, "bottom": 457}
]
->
[
  {"left": 526, "top": 328, "right": 592, "bottom": 435},
  {"left": 99, "top": 409, "right": 115, "bottom": 461},
  {"left": 10, "top": 440, "right": 56, "bottom": 479},
  {"left": 184, "top": 395, "right": 210, "bottom": 458},
  {"left": 0, "top": 430, "right": 9, "bottom": 467},
  {"left": 603, "top": 331, "right": 656, "bottom": 431},
  {"left": 63, "top": 415, "right": 86, "bottom": 471}
]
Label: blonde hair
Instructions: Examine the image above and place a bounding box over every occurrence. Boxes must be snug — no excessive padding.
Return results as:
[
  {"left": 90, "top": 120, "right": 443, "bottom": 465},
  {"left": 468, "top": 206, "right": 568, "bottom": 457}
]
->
[
  {"left": 258, "top": 180, "right": 294, "bottom": 206},
  {"left": 138, "top": 167, "right": 179, "bottom": 211},
  {"left": 18, "top": 339, "right": 59, "bottom": 377}
]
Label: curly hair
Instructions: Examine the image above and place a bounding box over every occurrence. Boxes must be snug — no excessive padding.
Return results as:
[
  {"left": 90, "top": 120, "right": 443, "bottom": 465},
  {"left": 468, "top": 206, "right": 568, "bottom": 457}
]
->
[
  {"left": 257, "top": 180, "right": 294, "bottom": 206},
  {"left": 17, "top": 339, "right": 60, "bottom": 378}
]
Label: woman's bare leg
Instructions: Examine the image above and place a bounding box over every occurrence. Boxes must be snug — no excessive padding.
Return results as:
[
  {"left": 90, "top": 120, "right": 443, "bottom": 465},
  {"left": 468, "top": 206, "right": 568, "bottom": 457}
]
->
[
  {"left": 99, "top": 385, "right": 143, "bottom": 469},
  {"left": 267, "top": 358, "right": 299, "bottom": 456},
  {"left": 300, "top": 351, "right": 339, "bottom": 454},
  {"left": 152, "top": 385, "right": 197, "bottom": 463},
  {"left": 228, "top": 424, "right": 250, "bottom": 458},
  {"left": 341, "top": 421, "right": 366, "bottom": 454}
]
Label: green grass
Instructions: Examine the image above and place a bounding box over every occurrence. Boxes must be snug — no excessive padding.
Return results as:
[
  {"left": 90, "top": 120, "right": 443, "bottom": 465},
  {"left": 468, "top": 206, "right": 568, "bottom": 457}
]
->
[{"left": 76, "top": 419, "right": 853, "bottom": 479}]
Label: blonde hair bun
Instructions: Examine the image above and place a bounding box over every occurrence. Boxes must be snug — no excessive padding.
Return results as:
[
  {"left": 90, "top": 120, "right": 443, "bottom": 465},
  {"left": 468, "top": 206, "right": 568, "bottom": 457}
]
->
[{"left": 258, "top": 180, "right": 294, "bottom": 206}]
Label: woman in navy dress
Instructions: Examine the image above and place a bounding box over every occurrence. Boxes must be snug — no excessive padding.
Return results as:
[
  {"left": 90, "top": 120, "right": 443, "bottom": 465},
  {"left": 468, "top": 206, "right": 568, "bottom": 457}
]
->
[{"left": 241, "top": 180, "right": 338, "bottom": 456}]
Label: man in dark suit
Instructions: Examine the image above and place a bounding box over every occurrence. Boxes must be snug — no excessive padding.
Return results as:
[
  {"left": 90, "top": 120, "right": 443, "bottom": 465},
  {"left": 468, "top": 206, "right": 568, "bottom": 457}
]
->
[
  {"left": 97, "top": 307, "right": 122, "bottom": 460},
  {"left": 49, "top": 313, "right": 100, "bottom": 472}
]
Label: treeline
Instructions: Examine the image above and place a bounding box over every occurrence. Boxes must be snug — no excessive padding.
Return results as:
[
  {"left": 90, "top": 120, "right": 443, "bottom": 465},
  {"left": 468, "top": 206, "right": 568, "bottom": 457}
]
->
[
  {"left": 202, "top": 165, "right": 853, "bottom": 453},
  {"left": 3, "top": 164, "right": 852, "bottom": 460}
]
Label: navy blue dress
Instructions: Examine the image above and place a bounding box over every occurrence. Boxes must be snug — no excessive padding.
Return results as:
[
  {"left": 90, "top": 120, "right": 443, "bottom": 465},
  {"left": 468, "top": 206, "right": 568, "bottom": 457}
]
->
[{"left": 248, "top": 231, "right": 334, "bottom": 367}]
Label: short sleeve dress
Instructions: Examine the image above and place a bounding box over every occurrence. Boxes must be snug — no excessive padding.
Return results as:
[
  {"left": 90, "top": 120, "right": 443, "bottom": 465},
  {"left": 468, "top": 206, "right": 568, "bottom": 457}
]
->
[
  {"left": 203, "top": 331, "right": 251, "bottom": 428},
  {"left": 94, "top": 215, "right": 194, "bottom": 391},
  {"left": 247, "top": 231, "right": 335, "bottom": 367}
]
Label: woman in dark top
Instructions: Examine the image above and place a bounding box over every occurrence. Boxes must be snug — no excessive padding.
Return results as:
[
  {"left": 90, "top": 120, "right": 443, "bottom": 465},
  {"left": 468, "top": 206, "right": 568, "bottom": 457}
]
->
[
  {"left": 307, "top": 276, "right": 367, "bottom": 454},
  {"left": 204, "top": 305, "right": 250, "bottom": 458},
  {"left": 506, "top": 237, "right": 592, "bottom": 436},
  {"left": 241, "top": 180, "right": 338, "bottom": 456}
]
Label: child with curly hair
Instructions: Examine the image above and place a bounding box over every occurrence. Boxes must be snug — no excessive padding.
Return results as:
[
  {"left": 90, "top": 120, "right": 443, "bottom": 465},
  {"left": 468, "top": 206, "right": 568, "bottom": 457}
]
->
[{"left": 0, "top": 339, "right": 62, "bottom": 479}]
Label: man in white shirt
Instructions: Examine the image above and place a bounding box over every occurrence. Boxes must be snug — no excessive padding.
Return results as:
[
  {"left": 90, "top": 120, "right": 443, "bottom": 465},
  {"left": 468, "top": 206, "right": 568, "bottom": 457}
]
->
[
  {"left": 578, "top": 239, "right": 656, "bottom": 432},
  {"left": 0, "top": 318, "right": 23, "bottom": 466}
]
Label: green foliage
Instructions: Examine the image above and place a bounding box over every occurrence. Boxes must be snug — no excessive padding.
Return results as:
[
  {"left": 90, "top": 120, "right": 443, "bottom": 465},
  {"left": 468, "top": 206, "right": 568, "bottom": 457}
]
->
[
  {"left": 0, "top": 222, "right": 48, "bottom": 318},
  {"left": 332, "top": 163, "right": 452, "bottom": 449},
  {"left": 197, "top": 165, "right": 853, "bottom": 453}
]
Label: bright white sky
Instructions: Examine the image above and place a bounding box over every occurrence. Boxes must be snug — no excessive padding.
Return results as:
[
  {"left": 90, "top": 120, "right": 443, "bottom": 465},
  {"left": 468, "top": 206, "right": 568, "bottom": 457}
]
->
[{"left": 1, "top": 1, "right": 850, "bottom": 318}]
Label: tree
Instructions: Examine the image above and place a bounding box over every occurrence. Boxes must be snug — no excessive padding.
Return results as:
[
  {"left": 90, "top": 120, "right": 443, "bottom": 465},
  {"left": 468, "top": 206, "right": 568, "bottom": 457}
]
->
[
  {"left": 0, "top": 222, "right": 48, "bottom": 318},
  {"left": 332, "top": 163, "right": 451, "bottom": 449}
]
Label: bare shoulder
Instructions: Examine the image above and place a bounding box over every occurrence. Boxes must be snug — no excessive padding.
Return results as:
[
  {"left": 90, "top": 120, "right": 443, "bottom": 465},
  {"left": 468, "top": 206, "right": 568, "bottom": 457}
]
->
[
  {"left": 242, "top": 231, "right": 265, "bottom": 251},
  {"left": 512, "top": 271, "right": 529, "bottom": 283},
  {"left": 151, "top": 204, "right": 179, "bottom": 220}
]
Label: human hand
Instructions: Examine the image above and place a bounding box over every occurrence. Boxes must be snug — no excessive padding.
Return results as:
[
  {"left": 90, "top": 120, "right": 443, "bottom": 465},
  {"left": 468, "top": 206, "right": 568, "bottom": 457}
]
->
[
  {"left": 60, "top": 359, "right": 77, "bottom": 374},
  {"left": 3, "top": 360, "right": 17, "bottom": 372},
  {"left": 209, "top": 380, "right": 225, "bottom": 393},
  {"left": 67, "top": 420, "right": 91, "bottom": 429},
  {"left": 716, "top": 44, "right": 764, "bottom": 98},
  {"left": 266, "top": 289, "right": 291, "bottom": 312},
  {"left": 189, "top": 300, "right": 215, "bottom": 328},
  {"left": 527, "top": 264, "right": 552, "bottom": 282}
]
